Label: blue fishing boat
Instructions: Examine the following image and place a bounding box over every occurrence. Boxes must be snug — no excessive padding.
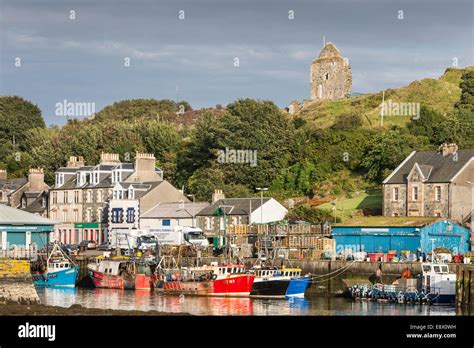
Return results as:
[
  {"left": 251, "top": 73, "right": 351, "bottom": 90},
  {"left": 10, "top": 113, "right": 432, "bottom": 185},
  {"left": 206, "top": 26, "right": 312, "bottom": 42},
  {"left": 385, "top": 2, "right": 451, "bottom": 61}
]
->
[
  {"left": 281, "top": 268, "right": 311, "bottom": 298},
  {"left": 32, "top": 242, "right": 78, "bottom": 288}
]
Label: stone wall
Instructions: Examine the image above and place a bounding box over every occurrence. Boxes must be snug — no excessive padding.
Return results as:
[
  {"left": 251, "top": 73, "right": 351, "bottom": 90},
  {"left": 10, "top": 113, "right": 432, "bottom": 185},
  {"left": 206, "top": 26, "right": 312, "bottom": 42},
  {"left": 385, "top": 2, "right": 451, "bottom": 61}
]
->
[{"left": 0, "top": 260, "right": 40, "bottom": 305}]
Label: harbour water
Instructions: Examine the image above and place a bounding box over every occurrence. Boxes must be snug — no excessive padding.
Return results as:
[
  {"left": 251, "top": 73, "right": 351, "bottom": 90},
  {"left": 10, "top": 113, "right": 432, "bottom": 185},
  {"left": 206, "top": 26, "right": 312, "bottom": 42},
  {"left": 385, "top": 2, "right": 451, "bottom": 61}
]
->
[{"left": 36, "top": 288, "right": 457, "bottom": 316}]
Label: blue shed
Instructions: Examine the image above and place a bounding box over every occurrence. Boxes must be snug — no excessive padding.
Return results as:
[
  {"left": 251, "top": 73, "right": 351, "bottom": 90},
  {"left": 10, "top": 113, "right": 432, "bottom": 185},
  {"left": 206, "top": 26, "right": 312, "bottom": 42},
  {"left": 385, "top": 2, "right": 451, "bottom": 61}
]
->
[
  {"left": 0, "top": 204, "right": 55, "bottom": 249},
  {"left": 420, "top": 220, "right": 470, "bottom": 254},
  {"left": 331, "top": 216, "right": 470, "bottom": 255}
]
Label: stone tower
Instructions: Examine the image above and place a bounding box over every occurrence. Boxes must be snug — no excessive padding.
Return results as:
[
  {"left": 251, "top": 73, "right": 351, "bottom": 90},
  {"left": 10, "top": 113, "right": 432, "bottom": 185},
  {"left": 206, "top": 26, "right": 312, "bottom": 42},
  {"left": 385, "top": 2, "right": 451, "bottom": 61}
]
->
[{"left": 310, "top": 42, "right": 352, "bottom": 100}]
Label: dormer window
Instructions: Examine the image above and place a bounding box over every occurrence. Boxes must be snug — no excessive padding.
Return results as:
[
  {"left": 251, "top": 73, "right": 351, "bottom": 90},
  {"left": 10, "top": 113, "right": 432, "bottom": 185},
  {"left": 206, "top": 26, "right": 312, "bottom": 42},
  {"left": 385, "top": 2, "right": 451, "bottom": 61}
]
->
[
  {"left": 113, "top": 189, "right": 123, "bottom": 200},
  {"left": 128, "top": 188, "right": 134, "bottom": 200},
  {"left": 91, "top": 171, "right": 99, "bottom": 185},
  {"left": 112, "top": 170, "right": 123, "bottom": 184},
  {"left": 55, "top": 173, "right": 64, "bottom": 187},
  {"left": 77, "top": 172, "right": 88, "bottom": 186},
  {"left": 21, "top": 198, "right": 26, "bottom": 209}
]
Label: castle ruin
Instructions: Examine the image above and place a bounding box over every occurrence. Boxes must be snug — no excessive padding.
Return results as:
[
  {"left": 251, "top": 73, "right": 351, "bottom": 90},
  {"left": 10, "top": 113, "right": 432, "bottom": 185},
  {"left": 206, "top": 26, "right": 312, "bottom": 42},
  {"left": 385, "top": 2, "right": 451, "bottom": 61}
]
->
[{"left": 310, "top": 42, "right": 352, "bottom": 100}]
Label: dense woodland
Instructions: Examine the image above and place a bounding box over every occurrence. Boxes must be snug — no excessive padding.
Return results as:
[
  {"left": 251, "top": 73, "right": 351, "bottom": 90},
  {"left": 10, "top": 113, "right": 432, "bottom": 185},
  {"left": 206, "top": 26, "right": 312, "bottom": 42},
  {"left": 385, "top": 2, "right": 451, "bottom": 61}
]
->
[{"left": 0, "top": 69, "right": 473, "bottom": 223}]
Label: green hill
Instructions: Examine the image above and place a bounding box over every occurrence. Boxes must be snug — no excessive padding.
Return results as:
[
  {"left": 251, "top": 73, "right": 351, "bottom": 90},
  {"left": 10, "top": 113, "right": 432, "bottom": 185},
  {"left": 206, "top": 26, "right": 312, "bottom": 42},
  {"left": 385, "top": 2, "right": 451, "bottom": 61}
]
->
[{"left": 294, "top": 66, "right": 473, "bottom": 129}]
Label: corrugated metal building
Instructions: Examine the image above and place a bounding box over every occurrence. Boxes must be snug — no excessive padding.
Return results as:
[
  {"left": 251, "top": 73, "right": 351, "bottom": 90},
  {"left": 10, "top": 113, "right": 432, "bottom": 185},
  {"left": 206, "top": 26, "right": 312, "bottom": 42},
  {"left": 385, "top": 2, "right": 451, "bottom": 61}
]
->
[
  {"left": 0, "top": 205, "right": 56, "bottom": 249},
  {"left": 332, "top": 217, "right": 470, "bottom": 255}
]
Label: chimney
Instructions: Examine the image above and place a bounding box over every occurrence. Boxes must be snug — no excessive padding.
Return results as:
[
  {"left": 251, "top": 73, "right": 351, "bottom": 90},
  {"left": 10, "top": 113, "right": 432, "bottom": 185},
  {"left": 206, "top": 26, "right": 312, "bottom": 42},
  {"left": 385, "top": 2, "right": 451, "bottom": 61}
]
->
[
  {"left": 67, "top": 156, "right": 85, "bottom": 168},
  {"left": 0, "top": 169, "right": 6, "bottom": 180},
  {"left": 133, "top": 153, "right": 160, "bottom": 181},
  {"left": 212, "top": 189, "right": 225, "bottom": 203},
  {"left": 134, "top": 152, "right": 155, "bottom": 172},
  {"left": 439, "top": 143, "right": 458, "bottom": 156},
  {"left": 28, "top": 168, "right": 45, "bottom": 191},
  {"left": 100, "top": 152, "right": 120, "bottom": 165}
]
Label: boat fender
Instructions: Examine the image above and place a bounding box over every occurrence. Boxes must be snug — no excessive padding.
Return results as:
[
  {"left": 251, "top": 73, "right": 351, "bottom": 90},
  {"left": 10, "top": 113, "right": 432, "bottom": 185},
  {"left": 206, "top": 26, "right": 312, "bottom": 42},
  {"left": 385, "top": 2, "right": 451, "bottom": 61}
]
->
[{"left": 211, "top": 274, "right": 217, "bottom": 281}]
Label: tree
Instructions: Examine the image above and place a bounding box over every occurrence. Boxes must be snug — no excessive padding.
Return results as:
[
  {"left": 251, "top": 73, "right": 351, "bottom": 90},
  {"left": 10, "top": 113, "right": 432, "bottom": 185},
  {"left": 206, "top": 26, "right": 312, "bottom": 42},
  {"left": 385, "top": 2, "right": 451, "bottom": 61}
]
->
[
  {"left": 0, "top": 96, "right": 45, "bottom": 163},
  {"left": 360, "top": 127, "right": 429, "bottom": 182},
  {"left": 455, "top": 71, "right": 474, "bottom": 148},
  {"left": 407, "top": 106, "right": 445, "bottom": 142}
]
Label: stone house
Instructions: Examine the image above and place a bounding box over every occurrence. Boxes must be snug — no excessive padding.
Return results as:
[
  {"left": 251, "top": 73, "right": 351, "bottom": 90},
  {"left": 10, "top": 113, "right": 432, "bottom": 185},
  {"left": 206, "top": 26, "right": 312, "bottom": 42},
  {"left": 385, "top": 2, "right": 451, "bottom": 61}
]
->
[
  {"left": 0, "top": 168, "right": 49, "bottom": 217},
  {"left": 49, "top": 152, "right": 186, "bottom": 244},
  {"left": 382, "top": 143, "right": 474, "bottom": 224}
]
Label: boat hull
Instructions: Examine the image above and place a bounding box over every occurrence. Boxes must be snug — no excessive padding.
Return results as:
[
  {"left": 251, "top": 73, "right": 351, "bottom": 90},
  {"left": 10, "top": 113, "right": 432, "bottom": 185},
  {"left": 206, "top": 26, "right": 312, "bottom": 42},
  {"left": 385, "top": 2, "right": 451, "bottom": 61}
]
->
[
  {"left": 89, "top": 270, "right": 135, "bottom": 290},
  {"left": 33, "top": 267, "right": 78, "bottom": 288},
  {"left": 286, "top": 276, "right": 311, "bottom": 298},
  {"left": 157, "top": 275, "right": 255, "bottom": 297},
  {"left": 250, "top": 279, "right": 290, "bottom": 298},
  {"left": 428, "top": 293, "right": 456, "bottom": 305}
]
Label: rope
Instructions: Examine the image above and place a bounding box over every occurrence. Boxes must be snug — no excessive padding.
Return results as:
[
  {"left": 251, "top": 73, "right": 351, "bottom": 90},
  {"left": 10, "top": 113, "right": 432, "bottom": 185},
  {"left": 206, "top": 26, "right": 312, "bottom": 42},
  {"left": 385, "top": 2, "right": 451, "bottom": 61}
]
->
[{"left": 307, "top": 260, "right": 358, "bottom": 283}]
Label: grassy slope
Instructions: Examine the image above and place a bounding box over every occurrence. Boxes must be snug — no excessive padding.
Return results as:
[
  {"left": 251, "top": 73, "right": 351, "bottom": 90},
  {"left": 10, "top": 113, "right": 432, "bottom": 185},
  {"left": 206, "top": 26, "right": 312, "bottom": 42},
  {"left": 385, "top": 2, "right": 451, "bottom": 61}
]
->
[
  {"left": 317, "top": 190, "right": 382, "bottom": 221},
  {"left": 295, "top": 67, "right": 473, "bottom": 129}
]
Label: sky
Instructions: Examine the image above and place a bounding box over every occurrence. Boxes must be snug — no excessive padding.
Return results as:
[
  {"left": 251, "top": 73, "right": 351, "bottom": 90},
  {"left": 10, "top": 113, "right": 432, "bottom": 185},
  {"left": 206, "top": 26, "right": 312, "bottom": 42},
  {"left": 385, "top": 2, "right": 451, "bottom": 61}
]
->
[{"left": 0, "top": 0, "right": 473, "bottom": 126}]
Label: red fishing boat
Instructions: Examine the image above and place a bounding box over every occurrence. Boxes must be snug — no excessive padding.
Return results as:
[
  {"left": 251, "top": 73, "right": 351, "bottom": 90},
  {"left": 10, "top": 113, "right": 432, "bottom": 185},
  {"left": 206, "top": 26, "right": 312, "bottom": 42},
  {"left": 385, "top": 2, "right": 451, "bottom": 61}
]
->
[
  {"left": 88, "top": 257, "right": 155, "bottom": 290},
  {"left": 156, "top": 263, "right": 255, "bottom": 297}
]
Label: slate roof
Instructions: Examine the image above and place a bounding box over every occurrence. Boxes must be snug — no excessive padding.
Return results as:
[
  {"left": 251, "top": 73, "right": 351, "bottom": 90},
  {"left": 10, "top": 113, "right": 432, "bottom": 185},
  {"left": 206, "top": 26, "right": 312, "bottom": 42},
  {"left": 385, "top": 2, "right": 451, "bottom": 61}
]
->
[
  {"left": 0, "top": 178, "right": 27, "bottom": 190},
  {"left": 383, "top": 150, "right": 474, "bottom": 184},
  {"left": 197, "top": 198, "right": 272, "bottom": 216},
  {"left": 142, "top": 202, "right": 210, "bottom": 218},
  {"left": 0, "top": 204, "right": 56, "bottom": 225}
]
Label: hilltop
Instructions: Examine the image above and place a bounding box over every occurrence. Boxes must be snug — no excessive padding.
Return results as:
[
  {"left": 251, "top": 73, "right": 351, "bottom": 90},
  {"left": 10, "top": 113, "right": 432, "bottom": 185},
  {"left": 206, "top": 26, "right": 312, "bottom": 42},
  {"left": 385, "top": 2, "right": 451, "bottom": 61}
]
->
[{"left": 293, "top": 66, "right": 473, "bottom": 129}]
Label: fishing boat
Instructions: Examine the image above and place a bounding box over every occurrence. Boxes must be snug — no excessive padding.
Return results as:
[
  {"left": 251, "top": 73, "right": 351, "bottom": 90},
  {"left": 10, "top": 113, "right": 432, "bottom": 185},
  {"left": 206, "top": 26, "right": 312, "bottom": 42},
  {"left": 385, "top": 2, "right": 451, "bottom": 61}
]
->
[
  {"left": 282, "top": 268, "right": 311, "bottom": 298},
  {"left": 349, "top": 262, "right": 456, "bottom": 305},
  {"left": 87, "top": 257, "right": 156, "bottom": 290},
  {"left": 156, "top": 262, "right": 255, "bottom": 297},
  {"left": 32, "top": 242, "right": 78, "bottom": 288},
  {"left": 249, "top": 266, "right": 290, "bottom": 298},
  {"left": 420, "top": 262, "right": 456, "bottom": 304}
]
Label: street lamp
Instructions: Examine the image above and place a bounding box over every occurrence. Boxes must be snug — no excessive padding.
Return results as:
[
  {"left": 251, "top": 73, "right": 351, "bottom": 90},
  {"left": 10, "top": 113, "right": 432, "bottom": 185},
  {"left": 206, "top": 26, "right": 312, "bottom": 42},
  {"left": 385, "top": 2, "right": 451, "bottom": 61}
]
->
[
  {"left": 256, "top": 187, "right": 269, "bottom": 224},
  {"left": 187, "top": 194, "right": 195, "bottom": 227}
]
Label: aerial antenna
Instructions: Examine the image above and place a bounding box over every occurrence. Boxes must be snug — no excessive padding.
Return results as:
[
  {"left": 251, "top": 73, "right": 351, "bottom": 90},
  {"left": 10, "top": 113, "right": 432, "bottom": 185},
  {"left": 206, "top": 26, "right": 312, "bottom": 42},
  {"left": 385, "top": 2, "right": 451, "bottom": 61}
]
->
[
  {"left": 323, "top": 35, "right": 326, "bottom": 47},
  {"left": 176, "top": 84, "right": 179, "bottom": 105}
]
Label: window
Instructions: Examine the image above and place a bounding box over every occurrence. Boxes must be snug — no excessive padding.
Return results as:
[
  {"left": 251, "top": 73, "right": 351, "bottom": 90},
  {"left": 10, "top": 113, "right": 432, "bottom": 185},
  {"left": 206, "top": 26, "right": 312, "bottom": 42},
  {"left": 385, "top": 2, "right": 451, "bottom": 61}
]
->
[
  {"left": 162, "top": 219, "right": 171, "bottom": 226},
  {"left": 393, "top": 187, "right": 399, "bottom": 201},
  {"left": 126, "top": 208, "right": 135, "bottom": 223},
  {"left": 52, "top": 192, "right": 57, "bottom": 204},
  {"left": 62, "top": 210, "right": 67, "bottom": 222},
  {"left": 64, "top": 191, "right": 68, "bottom": 203},
  {"left": 74, "top": 190, "right": 79, "bottom": 203},
  {"left": 111, "top": 208, "right": 123, "bottom": 223},
  {"left": 325, "top": 73, "right": 329, "bottom": 80},
  {"left": 73, "top": 210, "right": 79, "bottom": 222},
  {"left": 97, "top": 208, "right": 102, "bottom": 221},
  {"left": 86, "top": 209, "right": 92, "bottom": 222},
  {"left": 42, "top": 197, "right": 47, "bottom": 208},
  {"left": 435, "top": 186, "right": 441, "bottom": 201},
  {"left": 412, "top": 186, "right": 419, "bottom": 201},
  {"left": 86, "top": 190, "right": 92, "bottom": 203},
  {"left": 98, "top": 190, "right": 103, "bottom": 203}
]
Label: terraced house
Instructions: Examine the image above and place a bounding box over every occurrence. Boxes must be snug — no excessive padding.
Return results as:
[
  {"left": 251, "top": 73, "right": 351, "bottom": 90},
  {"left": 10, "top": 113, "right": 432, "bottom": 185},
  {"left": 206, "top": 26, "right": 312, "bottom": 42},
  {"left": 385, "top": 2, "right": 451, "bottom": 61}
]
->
[
  {"left": 382, "top": 143, "right": 474, "bottom": 224},
  {"left": 49, "top": 152, "right": 187, "bottom": 245},
  {"left": 0, "top": 168, "right": 50, "bottom": 217}
]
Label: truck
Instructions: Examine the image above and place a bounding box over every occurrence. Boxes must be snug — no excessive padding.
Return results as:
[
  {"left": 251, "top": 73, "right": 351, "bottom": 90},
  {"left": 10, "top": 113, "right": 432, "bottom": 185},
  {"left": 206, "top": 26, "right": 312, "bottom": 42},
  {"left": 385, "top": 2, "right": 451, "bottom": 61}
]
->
[{"left": 149, "top": 226, "right": 209, "bottom": 247}]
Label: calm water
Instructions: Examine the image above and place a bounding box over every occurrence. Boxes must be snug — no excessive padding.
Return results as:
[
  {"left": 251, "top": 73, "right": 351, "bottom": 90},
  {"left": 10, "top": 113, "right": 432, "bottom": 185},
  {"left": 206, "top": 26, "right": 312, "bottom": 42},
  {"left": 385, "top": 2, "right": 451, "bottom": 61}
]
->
[{"left": 36, "top": 288, "right": 457, "bottom": 316}]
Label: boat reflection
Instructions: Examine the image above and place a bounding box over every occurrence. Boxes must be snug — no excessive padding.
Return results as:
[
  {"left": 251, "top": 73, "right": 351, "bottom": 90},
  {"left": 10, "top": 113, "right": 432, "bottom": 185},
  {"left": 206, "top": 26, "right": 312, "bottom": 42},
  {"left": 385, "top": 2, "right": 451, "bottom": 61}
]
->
[{"left": 36, "top": 288, "right": 456, "bottom": 316}]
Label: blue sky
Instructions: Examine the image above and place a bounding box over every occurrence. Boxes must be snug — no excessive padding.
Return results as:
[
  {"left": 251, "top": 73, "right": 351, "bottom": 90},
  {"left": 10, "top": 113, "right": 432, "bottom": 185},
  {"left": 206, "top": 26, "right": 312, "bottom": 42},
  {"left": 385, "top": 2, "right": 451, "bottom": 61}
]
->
[{"left": 1, "top": 0, "right": 473, "bottom": 126}]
